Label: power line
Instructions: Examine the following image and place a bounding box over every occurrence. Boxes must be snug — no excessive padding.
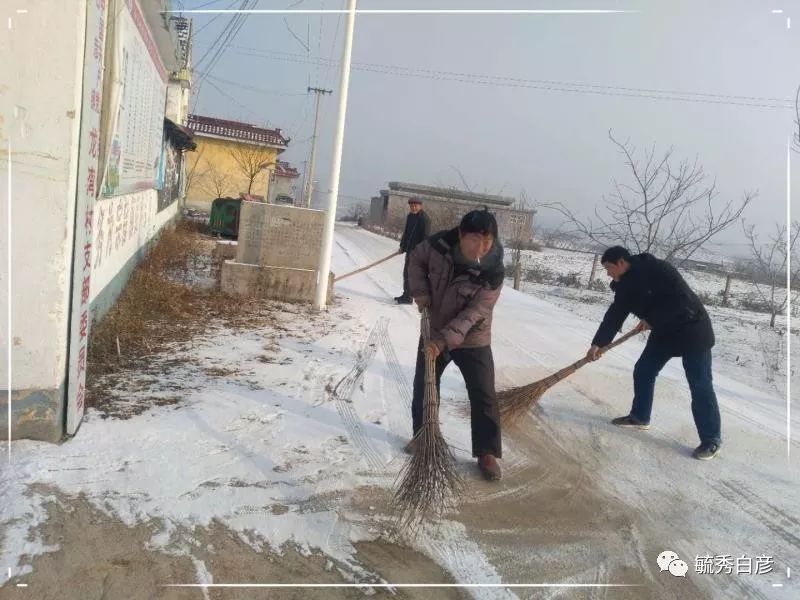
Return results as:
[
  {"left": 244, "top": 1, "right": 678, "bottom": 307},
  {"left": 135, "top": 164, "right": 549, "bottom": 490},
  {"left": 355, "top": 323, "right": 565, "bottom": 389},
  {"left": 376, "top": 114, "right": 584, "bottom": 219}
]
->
[
  {"left": 283, "top": 16, "right": 310, "bottom": 51},
  {"left": 193, "top": 0, "right": 257, "bottom": 109},
  {"left": 231, "top": 46, "right": 795, "bottom": 110},
  {"left": 287, "top": 95, "right": 312, "bottom": 137},
  {"left": 324, "top": 0, "right": 344, "bottom": 88},
  {"left": 202, "top": 1, "right": 256, "bottom": 74},
  {"left": 186, "top": 0, "right": 232, "bottom": 8},
  {"left": 191, "top": 0, "right": 241, "bottom": 37},
  {"left": 195, "top": 1, "right": 247, "bottom": 69},
  {"left": 196, "top": 71, "right": 307, "bottom": 96},
  {"left": 315, "top": 0, "right": 325, "bottom": 85},
  {"left": 192, "top": 0, "right": 251, "bottom": 109},
  {"left": 205, "top": 78, "right": 267, "bottom": 125}
]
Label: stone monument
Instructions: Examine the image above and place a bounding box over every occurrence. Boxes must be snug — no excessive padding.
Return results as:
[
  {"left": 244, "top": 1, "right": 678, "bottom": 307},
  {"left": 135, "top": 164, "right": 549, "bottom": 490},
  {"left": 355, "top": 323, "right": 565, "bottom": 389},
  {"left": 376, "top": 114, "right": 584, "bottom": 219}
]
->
[{"left": 221, "top": 201, "right": 333, "bottom": 303}]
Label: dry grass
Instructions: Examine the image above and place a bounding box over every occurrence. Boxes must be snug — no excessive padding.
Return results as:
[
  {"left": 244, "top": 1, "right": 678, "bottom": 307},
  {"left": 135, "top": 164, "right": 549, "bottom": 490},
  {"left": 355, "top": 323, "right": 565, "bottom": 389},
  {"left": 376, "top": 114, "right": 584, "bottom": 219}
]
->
[{"left": 85, "top": 219, "right": 277, "bottom": 415}]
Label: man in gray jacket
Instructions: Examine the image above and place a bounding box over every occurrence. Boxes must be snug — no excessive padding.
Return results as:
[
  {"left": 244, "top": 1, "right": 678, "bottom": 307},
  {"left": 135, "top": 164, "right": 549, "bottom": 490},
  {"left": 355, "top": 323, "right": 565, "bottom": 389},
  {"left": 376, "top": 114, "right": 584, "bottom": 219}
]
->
[{"left": 406, "top": 208, "right": 505, "bottom": 480}]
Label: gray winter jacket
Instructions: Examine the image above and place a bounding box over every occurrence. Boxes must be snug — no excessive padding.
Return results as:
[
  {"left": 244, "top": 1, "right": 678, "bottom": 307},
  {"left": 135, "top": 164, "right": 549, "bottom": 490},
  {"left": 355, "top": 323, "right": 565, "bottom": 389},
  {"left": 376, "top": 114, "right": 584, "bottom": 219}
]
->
[{"left": 407, "top": 228, "right": 504, "bottom": 349}]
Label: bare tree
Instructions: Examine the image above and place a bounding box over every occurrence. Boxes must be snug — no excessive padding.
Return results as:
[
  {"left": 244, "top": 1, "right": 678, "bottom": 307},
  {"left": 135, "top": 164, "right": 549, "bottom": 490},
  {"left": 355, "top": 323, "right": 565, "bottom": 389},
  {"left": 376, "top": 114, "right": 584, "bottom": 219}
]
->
[
  {"left": 538, "top": 222, "right": 586, "bottom": 251},
  {"left": 184, "top": 147, "right": 206, "bottom": 200},
  {"left": 450, "top": 165, "right": 473, "bottom": 192},
  {"left": 507, "top": 190, "right": 536, "bottom": 277},
  {"left": 229, "top": 143, "right": 275, "bottom": 194},
  {"left": 200, "top": 162, "right": 233, "bottom": 199},
  {"left": 342, "top": 201, "right": 369, "bottom": 222},
  {"left": 742, "top": 220, "right": 800, "bottom": 327},
  {"left": 551, "top": 131, "right": 755, "bottom": 267}
]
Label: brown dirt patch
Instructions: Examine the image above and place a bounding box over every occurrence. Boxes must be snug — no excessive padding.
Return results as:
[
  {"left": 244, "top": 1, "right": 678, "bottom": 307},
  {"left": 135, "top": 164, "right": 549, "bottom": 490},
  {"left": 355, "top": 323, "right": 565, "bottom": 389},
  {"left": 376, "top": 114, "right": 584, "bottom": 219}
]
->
[{"left": 0, "top": 489, "right": 462, "bottom": 600}]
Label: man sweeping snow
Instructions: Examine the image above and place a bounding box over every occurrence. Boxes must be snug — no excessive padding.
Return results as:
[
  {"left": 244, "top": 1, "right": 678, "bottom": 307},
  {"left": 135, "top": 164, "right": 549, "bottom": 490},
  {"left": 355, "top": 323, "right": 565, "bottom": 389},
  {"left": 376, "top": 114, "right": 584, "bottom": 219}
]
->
[
  {"left": 586, "top": 246, "right": 722, "bottom": 460},
  {"left": 406, "top": 208, "right": 505, "bottom": 480}
]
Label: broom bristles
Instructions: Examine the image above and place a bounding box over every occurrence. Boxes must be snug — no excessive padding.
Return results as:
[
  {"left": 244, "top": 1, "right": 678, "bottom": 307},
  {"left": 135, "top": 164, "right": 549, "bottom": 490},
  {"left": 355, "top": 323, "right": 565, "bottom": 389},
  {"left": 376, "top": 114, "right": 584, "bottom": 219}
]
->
[
  {"left": 392, "top": 308, "right": 463, "bottom": 530},
  {"left": 498, "top": 328, "right": 641, "bottom": 426}
]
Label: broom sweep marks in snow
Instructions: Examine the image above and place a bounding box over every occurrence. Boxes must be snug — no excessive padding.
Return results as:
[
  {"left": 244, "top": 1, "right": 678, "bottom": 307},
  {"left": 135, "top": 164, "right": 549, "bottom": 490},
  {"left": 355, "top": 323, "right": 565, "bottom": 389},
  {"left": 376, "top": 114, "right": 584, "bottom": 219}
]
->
[
  {"left": 498, "top": 328, "right": 640, "bottom": 426},
  {"left": 392, "top": 308, "right": 463, "bottom": 530}
]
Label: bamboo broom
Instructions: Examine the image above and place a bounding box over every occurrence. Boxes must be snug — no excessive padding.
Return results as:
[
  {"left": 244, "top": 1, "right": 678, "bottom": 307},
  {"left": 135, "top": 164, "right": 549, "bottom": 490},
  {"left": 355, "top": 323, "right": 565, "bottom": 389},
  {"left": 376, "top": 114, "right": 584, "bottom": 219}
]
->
[
  {"left": 498, "top": 328, "right": 640, "bottom": 426},
  {"left": 392, "top": 307, "right": 463, "bottom": 529}
]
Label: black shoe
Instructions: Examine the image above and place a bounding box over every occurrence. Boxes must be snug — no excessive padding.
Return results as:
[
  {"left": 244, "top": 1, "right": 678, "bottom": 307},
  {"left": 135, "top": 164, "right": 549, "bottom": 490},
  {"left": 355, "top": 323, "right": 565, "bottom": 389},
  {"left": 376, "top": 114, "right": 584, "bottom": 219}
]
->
[
  {"left": 692, "top": 442, "right": 721, "bottom": 461},
  {"left": 611, "top": 415, "right": 650, "bottom": 430},
  {"left": 395, "top": 296, "right": 412, "bottom": 304}
]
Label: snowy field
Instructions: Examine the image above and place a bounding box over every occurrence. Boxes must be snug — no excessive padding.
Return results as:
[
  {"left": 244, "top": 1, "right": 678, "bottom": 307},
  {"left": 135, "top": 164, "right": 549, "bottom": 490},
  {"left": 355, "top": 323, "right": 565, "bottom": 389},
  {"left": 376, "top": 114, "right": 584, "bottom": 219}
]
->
[
  {"left": 1, "top": 223, "right": 797, "bottom": 599},
  {"left": 511, "top": 245, "right": 797, "bottom": 400}
]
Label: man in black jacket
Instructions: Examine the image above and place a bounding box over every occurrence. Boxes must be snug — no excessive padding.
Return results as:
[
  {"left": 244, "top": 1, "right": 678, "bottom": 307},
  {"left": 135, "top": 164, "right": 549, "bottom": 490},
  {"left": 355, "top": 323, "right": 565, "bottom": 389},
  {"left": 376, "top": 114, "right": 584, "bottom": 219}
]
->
[
  {"left": 586, "top": 246, "right": 722, "bottom": 460},
  {"left": 395, "top": 197, "right": 431, "bottom": 304}
]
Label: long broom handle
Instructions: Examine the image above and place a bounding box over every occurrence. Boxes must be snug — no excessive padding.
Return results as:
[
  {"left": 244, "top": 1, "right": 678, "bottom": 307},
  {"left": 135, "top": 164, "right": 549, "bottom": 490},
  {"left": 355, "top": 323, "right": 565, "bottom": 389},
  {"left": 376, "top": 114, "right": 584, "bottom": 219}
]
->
[
  {"left": 333, "top": 250, "right": 402, "bottom": 282},
  {"left": 421, "top": 306, "right": 437, "bottom": 411},
  {"left": 539, "top": 328, "right": 642, "bottom": 387},
  {"left": 598, "top": 327, "right": 641, "bottom": 355}
]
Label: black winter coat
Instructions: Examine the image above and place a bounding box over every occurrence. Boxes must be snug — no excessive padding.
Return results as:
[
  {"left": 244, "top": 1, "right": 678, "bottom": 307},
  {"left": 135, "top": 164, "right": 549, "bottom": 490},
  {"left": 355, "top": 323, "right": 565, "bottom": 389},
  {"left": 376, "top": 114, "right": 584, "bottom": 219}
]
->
[
  {"left": 591, "top": 253, "right": 715, "bottom": 356},
  {"left": 400, "top": 211, "right": 431, "bottom": 253}
]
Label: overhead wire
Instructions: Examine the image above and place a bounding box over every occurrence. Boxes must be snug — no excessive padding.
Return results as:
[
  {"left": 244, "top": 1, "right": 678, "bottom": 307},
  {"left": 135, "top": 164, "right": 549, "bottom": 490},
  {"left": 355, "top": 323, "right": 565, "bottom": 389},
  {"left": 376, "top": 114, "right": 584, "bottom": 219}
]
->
[{"left": 230, "top": 46, "right": 795, "bottom": 110}]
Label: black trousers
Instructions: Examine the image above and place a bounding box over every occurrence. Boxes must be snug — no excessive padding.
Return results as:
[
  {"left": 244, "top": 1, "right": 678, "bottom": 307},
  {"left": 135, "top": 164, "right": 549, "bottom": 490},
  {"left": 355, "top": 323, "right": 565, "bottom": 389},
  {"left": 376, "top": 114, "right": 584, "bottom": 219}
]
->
[
  {"left": 401, "top": 252, "right": 411, "bottom": 298},
  {"left": 412, "top": 338, "right": 502, "bottom": 458}
]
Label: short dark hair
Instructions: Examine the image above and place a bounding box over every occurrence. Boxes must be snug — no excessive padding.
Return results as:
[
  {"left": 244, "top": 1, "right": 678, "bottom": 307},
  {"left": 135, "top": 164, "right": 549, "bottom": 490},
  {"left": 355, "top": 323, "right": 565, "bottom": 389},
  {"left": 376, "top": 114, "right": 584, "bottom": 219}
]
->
[
  {"left": 601, "top": 246, "right": 631, "bottom": 264},
  {"left": 459, "top": 208, "right": 498, "bottom": 238}
]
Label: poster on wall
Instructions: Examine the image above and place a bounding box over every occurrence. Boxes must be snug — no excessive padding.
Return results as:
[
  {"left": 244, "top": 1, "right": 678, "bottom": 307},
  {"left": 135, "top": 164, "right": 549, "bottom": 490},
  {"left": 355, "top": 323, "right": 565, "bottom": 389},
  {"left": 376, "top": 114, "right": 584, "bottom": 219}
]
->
[
  {"left": 101, "top": 0, "right": 167, "bottom": 197},
  {"left": 156, "top": 139, "right": 179, "bottom": 212},
  {"left": 66, "top": 0, "right": 108, "bottom": 435}
]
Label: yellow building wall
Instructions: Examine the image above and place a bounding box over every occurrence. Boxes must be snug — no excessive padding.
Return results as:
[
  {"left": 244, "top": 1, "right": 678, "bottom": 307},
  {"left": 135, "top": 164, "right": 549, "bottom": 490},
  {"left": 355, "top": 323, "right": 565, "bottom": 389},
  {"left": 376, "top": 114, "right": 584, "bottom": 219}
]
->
[{"left": 185, "top": 136, "right": 281, "bottom": 210}]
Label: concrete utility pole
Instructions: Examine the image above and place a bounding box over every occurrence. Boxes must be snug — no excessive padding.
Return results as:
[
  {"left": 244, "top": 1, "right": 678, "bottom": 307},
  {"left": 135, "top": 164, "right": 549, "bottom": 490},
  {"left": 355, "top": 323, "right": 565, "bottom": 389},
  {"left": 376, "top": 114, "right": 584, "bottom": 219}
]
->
[
  {"left": 313, "top": 0, "right": 356, "bottom": 310},
  {"left": 304, "top": 86, "right": 332, "bottom": 208}
]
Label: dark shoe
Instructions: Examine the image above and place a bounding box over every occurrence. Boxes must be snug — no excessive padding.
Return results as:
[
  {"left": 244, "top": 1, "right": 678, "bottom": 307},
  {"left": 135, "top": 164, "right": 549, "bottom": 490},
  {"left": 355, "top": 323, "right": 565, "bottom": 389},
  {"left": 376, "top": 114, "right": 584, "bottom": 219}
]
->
[
  {"left": 611, "top": 415, "right": 650, "bottom": 430},
  {"left": 395, "top": 295, "right": 413, "bottom": 304},
  {"left": 404, "top": 439, "right": 417, "bottom": 454},
  {"left": 692, "top": 442, "right": 721, "bottom": 461},
  {"left": 477, "top": 454, "right": 502, "bottom": 481}
]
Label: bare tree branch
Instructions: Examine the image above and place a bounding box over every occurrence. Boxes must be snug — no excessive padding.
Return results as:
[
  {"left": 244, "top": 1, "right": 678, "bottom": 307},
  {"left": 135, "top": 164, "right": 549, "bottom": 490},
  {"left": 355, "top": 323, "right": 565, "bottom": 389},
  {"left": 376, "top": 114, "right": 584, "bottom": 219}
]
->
[
  {"left": 450, "top": 165, "right": 473, "bottom": 193},
  {"left": 200, "top": 162, "right": 233, "bottom": 199},
  {"left": 742, "top": 220, "right": 800, "bottom": 327},
  {"left": 506, "top": 190, "right": 537, "bottom": 274},
  {"left": 550, "top": 131, "right": 754, "bottom": 267},
  {"left": 184, "top": 146, "right": 207, "bottom": 199},
  {"left": 229, "top": 143, "right": 276, "bottom": 195}
]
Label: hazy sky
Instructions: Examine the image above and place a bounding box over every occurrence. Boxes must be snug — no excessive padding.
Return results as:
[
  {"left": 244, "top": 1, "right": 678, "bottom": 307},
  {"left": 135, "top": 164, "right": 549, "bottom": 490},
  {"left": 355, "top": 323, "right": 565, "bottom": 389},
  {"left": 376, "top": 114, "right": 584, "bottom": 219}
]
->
[{"left": 188, "top": 0, "right": 799, "bottom": 256}]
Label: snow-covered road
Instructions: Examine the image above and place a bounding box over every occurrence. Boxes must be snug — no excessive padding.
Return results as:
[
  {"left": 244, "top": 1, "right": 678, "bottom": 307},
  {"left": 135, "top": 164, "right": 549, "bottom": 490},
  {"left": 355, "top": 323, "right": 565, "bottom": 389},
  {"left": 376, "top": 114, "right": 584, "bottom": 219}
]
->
[{"left": 1, "top": 223, "right": 796, "bottom": 599}]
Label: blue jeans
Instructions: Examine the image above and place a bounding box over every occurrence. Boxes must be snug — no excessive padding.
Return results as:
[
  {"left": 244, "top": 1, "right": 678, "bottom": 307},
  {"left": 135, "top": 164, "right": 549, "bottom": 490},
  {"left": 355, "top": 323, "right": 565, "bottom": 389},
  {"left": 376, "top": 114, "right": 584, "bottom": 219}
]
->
[{"left": 630, "top": 341, "right": 721, "bottom": 445}]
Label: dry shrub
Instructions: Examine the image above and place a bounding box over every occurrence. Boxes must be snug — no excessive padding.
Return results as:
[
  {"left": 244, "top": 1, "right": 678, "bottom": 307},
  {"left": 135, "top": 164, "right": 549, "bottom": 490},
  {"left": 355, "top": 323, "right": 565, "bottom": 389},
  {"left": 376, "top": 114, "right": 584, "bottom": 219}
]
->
[{"left": 87, "top": 220, "right": 272, "bottom": 386}]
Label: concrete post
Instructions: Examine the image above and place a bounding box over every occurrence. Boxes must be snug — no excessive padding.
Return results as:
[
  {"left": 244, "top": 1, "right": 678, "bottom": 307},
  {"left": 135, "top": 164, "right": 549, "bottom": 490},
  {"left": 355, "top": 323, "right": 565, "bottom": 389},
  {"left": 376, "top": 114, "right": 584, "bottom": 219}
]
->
[{"left": 313, "top": 0, "right": 357, "bottom": 310}]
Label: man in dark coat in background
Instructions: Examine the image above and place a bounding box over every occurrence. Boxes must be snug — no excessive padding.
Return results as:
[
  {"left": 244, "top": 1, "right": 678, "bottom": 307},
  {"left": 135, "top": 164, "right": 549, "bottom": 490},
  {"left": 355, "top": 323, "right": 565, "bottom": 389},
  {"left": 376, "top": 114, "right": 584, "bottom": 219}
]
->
[
  {"left": 395, "top": 197, "right": 430, "bottom": 304},
  {"left": 586, "top": 246, "right": 722, "bottom": 460}
]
